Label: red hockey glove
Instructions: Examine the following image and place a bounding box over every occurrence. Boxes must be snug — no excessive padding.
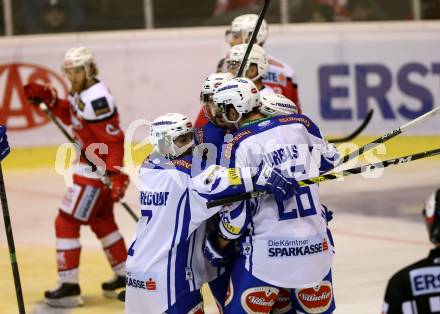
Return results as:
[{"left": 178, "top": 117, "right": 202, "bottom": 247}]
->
[
  {"left": 23, "top": 83, "right": 58, "bottom": 107},
  {"left": 109, "top": 172, "right": 129, "bottom": 202}
]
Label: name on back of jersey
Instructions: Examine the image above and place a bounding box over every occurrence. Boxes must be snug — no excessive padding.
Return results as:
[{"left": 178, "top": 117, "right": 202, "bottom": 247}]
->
[
  {"left": 140, "top": 191, "right": 170, "bottom": 206},
  {"left": 410, "top": 266, "right": 440, "bottom": 296}
]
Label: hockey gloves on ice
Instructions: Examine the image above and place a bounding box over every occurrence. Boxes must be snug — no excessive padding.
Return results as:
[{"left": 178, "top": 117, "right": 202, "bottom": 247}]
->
[
  {"left": 253, "top": 162, "right": 299, "bottom": 201},
  {"left": 109, "top": 172, "right": 129, "bottom": 202},
  {"left": 0, "top": 125, "right": 10, "bottom": 162},
  {"left": 23, "top": 83, "right": 58, "bottom": 107},
  {"left": 202, "top": 232, "right": 234, "bottom": 268}
]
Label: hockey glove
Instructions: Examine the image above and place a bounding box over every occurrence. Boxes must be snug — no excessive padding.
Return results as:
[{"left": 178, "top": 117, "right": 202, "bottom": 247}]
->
[
  {"left": 109, "top": 172, "right": 129, "bottom": 202},
  {"left": 23, "top": 83, "right": 58, "bottom": 107},
  {"left": 253, "top": 162, "right": 299, "bottom": 201},
  {"left": 202, "top": 232, "right": 234, "bottom": 268},
  {"left": 0, "top": 125, "right": 10, "bottom": 162}
]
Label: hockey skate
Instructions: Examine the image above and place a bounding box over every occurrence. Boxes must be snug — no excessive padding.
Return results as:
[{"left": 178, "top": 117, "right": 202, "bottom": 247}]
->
[
  {"left": 102, "top": 275, "right": 125, "bottom": 298},
  {"left": 44, "top": 282, "right": 84, "bottom": 307}
]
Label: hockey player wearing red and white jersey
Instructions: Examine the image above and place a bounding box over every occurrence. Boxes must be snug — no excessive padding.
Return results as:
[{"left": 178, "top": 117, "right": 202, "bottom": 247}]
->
[{"left": 24, "top": 47, "right": 129, "bottom": 307}]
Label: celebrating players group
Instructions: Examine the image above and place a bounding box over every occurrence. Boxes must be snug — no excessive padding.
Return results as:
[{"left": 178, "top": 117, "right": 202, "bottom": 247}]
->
[{"left": 17, "top": 13, "right": 339, "bottom": 314}]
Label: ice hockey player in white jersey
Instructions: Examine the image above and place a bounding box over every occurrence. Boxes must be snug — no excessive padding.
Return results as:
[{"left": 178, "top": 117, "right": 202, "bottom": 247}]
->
[
  {"left": 124, "top": 113, "right": 299, "bottom": 314},
  {"left": 204, "top": 78, "right": 338, "bottom": 313}
]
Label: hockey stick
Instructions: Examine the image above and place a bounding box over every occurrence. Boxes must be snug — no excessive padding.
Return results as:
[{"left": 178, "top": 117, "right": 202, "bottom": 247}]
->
[
  {"left": 0, "top": 165, "right": 26, "bottom": 313},
  {"left": 326, "top": 106, "right": 440, "bottom": 173},
  {"left": 328, "top": 109, "right": 374, "bottom": 143},
  {"left": 236, "top": 0, "right": 271, "bottom": 78},
  {"left": 39, "top": 103, "right": 139, "bottom": 222},
  {"left": 206, "top": 147, "right": 440, "bottom": 208}
]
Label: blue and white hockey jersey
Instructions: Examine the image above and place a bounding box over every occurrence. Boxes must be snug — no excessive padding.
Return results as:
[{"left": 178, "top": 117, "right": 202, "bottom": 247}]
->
[
  {"left": 125, "top": 154, "right": 254, "bottom": 314},
  {"left": 220, "top": 114, "right": 339, "bottom": 289}
]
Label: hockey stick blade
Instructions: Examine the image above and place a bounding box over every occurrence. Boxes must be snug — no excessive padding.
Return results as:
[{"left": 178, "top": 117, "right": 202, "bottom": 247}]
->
[
  {"left": 206, "top": 147, "right": 440, "bottom": 208},
  {"left": 327, "top": 106, "right": 440, "bottom": 172},
  {"left": 328, "top": 109, "right": 374, "bottom": 144},
  {"left": 236, "top": 0, "right": 271, "bottom": 78},
  {"left": 39, "top": 103, "right": 139, "bottom": 222}
]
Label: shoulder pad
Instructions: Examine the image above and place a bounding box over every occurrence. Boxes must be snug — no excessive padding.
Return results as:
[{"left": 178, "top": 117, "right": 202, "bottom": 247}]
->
[{"left": 77, "top": 82, "right": 116, "bottom": 121}]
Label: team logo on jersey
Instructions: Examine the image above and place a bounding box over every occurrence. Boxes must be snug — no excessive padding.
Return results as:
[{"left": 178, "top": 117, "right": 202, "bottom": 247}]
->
[
  {"left": 241, "top": 287, "right": 279, "bottom": 314},
  {"left": 295, "top": 281, "right": 332, "bottom": 313},
  {"left": 91, "top": 97, "right": 111, "bottom": 116},
  {"left": 105, "top": 123, "right": 120, "bottom": 136},
  {"left": 0, "top": 62, "right": 68, "bottom": 130},
  {"left": 272, "top": 288, "right": 292, "bottom": 314}
]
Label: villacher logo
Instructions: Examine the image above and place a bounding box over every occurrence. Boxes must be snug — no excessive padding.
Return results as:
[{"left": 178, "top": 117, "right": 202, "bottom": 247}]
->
[{"left": 0, "top": 62, "right": 68, "bottom": 130}]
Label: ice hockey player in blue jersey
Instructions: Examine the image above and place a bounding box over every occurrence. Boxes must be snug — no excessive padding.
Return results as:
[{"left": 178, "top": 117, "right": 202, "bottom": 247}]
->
[
  {"left": 203, "top": 78, "right": 339, "bottom": 314},
  {"left": 124, "top": 112, "right": 299, "bottom": 314}
]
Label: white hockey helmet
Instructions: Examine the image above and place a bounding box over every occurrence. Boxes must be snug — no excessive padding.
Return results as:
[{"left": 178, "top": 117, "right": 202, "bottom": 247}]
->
[
  {"left": 200, "top": 72, "right": 234, "bottom": 121},
  {"left": 213, "top": 78, "right": 261, "bottom": 124},
  {"left": 62, "top": 46, "right": 97, "bottom": 80},
  {"left": 260, "top": 93, "right": 298, "bottom": 116},
  {"left": 227, "top": 44, "right": 268, "bottom": 81},
  {"left": 227, "top": 14, "right": 268, "bottom": 45},
  {"left": 149, "top": 113, "right": 194, "bottom": 159}
]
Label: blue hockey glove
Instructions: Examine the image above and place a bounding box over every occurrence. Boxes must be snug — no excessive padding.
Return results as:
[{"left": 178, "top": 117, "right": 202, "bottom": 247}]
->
[
  {"left": 253, "top": 163, "right": 299, "bottom": 201},
  {"left": 0, "top": 125, "right": 10, "bottom": 162},
  {"left": 322, "top": 204, "right": 334, "bottom": 223},
  {"left": 202, "top": 232, "right": 234, "bottom": 268}
]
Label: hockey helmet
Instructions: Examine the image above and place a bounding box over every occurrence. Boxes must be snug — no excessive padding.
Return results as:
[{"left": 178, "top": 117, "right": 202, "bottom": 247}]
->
[
  {"left": 149, "top": 113, "right": 194, "bottom": 159},
  {"left": 226, "top": 44, "right": 268, "bottom": 81},
  {"left": 423, "top": 189, "right": 440, "bottom": 244},
  {"left": 213, "top": 77, "right": 261, "bottom": 124},
  {"left": 227, "top": 14, "right": 268, "bottom": 45},
  {"left": 200, "top": 72, "right": 234, "bottom": 121},
  {"left": 260, "top": 93, "right": 298, "bottom": 116},
  {"left": 62, "top": 46, "right": 97, "bottom": 80}
]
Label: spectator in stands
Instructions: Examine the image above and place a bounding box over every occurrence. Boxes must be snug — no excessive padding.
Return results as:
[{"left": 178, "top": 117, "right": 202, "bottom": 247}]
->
[
  {"left": 212, "top": 0, "right": 258, "bottom": 16},
  {"left": 15, "top": 0, "right": 84, "bottom": 34},
  {"left": 346, "top": 0, "right": 385, "bottom": 21}
]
